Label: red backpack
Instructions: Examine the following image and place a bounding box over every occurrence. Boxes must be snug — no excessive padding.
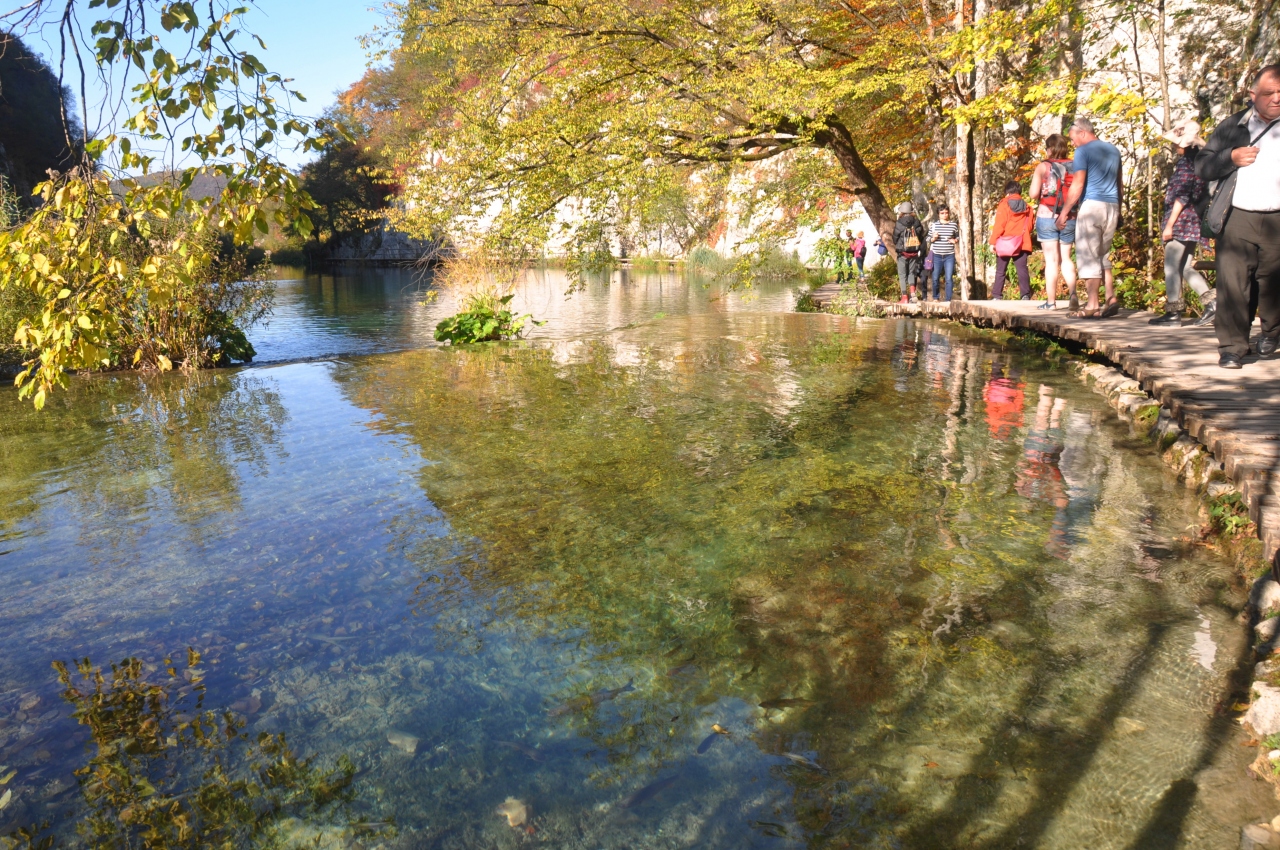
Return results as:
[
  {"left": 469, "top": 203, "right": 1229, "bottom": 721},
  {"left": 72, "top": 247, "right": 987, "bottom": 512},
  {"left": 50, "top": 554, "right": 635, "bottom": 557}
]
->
[{"left": 1039, "top": 159, "right": 1074, "bottom": 213}]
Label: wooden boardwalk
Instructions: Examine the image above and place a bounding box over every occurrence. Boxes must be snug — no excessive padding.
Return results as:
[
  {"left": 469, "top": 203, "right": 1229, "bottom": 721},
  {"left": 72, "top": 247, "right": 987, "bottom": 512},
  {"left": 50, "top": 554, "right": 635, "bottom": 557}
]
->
[{"left": 808, "top": 283, "right": 1280, "bottom": 565}]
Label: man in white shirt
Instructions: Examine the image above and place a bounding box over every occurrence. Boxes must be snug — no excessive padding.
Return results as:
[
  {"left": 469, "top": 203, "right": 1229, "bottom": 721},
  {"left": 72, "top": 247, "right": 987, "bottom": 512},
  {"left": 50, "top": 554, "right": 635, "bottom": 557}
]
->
[{"left": 1196, "top": 65, "right": 1280, "bottom": 368}]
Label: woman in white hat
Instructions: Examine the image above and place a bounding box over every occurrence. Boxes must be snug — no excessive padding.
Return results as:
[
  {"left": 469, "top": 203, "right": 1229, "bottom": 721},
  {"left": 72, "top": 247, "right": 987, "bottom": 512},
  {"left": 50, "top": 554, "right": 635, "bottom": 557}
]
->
[{"left": 1150, "top": 118, "right": 1216, "bottom": 326}]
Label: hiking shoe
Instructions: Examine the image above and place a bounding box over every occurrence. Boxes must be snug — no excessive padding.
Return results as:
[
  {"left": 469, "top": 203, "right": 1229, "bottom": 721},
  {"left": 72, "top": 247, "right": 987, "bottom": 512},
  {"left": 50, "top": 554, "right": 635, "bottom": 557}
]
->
[
  {"left": 1218, "top": 352, "right": 1244, "bottom": 369},
  {"left": 899, "top": 295, "right": 909, "bottom": 304},
  {"left": 1067, "top": 295, "right": 1079, "bottom": 312},
  {"left": 1148, "top": 310, "right": 1183, "bottom": 326},
  {"left": 1191, "top": 300, "right": 1216, "bottom": 327}
]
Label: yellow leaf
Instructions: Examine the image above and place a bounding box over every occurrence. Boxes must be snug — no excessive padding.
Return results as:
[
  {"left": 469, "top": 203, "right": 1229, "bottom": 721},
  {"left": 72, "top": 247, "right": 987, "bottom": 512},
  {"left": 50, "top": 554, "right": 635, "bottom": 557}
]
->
[
  {"left": 77, "top": 315, "right": 93, "bottom": 330},
  {"left": 157, "top": 354, "right": 173, "bottom": 372}
]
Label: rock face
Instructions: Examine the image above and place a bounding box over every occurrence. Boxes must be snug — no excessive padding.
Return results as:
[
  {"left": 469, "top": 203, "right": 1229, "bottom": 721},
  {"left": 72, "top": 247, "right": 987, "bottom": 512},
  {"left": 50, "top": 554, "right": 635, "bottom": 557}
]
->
[
  {"left": 1245, "top": 683, "right": 1280, "bottom": 738},
  {"left": 1258, "top": 619, "right": 1280, "bottom": 643}
]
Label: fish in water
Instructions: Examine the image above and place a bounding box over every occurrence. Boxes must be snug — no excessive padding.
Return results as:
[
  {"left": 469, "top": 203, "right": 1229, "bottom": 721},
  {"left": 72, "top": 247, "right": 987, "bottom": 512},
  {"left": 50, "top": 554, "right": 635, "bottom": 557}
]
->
[
  {"left": 759, "top": 698, "right": 813, "bottom": 710},
  {"left": 781, "top": 752, "right": 827, "bottom": 773},
  {"left": 496, "top": 740, "right": 544, "bottom": 762},
  {"left": 307, "top": 634, "right": 356, "bottom": 646},
  {"left": 619, "top": 773, "right": 681, "bottom": 808},
  {"left": 666, "top": 664, "right": 699, "bottom": 677},
  {"left": 548, "top": 679, "right": 635, "bottom": 717}
]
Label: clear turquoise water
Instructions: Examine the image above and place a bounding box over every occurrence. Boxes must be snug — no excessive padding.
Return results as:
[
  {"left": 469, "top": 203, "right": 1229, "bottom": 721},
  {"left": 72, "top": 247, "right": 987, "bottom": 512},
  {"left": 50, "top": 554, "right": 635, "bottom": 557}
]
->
[{"left": 0, "top": 268, "right": 1266, "bottom": 848}]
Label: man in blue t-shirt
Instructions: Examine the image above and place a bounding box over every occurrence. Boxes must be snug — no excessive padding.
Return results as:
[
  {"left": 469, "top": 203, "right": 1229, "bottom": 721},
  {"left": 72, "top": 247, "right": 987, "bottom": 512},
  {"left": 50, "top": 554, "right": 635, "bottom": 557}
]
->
[{"left": 1056, "top": 118, "right": 1123, "bottom": 317}]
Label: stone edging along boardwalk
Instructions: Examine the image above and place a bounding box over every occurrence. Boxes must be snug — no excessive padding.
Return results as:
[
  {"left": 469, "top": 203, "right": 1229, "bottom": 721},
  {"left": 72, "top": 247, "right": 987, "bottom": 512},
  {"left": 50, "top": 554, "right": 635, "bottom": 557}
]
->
[{"left": 809, "top": 289, "right": 1280, "bottom": 568}]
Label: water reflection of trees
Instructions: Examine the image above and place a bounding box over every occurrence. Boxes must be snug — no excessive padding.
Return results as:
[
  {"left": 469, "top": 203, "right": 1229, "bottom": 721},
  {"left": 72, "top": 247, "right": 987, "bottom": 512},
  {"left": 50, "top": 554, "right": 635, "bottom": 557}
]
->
[
  {"left": 3, "top": 652, "right": 361, "bottom": 849},
  {"left": 337, "top": 319, "right": 1230, "bottom": 847},
  {"left": 0, "top": 369, "right": 288, "bottom": 548}
]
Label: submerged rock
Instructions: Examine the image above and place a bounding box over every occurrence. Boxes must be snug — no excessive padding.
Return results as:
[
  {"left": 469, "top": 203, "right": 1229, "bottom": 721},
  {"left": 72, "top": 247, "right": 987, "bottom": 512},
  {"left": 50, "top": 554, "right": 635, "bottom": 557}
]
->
[
  {"left": 1241, "top": 823, "right": 1277, "bottom": 850},
  {"left": 387, "top": 729, "right": 419, "bottom": 755},
  {"left": 1246, "top": 683, "right": 1280, "bottom": 738},
  {"left": 1114, "top": 717, "right": 1147, "bottom": 736},
  {"left": 496, "top": 797, "right": 529, "bottom": 827}
]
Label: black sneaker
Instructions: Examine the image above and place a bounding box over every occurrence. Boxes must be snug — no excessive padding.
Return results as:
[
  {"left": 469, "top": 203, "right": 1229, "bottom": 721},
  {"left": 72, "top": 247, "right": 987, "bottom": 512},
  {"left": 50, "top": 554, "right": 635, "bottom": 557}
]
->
[
  {"left": 1191, "top": 300, "right": 1216, "bottom": 327},
  {"left": 1219, "top": 352, "right": 1244, "bottom": 369},
  {"left": 1147, "top": 310, "right": 1183, "bottom": 326}
]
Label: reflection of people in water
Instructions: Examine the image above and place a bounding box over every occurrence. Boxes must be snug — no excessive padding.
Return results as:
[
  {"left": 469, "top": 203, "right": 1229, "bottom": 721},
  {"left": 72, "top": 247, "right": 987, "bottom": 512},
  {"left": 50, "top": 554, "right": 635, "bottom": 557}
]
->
[
  {"left": 1016, "top": 385, "right": 1069, "bottom": 558},
  {"left": 982, "top": 364, "right": 1025, "bottom": 440}
]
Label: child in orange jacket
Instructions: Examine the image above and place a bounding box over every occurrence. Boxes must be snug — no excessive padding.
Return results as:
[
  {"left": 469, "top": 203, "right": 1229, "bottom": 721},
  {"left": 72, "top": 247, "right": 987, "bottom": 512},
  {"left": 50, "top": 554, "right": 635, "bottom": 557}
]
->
[{"left": 990, "top": 181, "right": 1035, "bottom": 299}]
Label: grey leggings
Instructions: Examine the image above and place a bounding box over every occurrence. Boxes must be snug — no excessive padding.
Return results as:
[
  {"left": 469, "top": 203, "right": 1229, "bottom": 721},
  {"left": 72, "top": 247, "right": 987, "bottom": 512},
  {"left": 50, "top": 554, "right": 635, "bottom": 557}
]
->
[{"left": 1163, "top": 239, "right": 1211, "bottom": 310}]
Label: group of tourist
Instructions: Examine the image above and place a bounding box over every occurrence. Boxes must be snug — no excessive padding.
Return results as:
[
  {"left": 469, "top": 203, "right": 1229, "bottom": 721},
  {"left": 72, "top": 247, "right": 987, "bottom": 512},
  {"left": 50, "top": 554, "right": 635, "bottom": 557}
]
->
[{"left": 880, "top": 63, "right": 1280, "bottom": 369}]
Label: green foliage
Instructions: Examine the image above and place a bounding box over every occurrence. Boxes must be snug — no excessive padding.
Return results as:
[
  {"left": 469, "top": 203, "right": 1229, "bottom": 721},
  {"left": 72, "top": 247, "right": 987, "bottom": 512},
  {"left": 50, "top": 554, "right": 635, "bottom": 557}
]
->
[
  {"left": 434, "top": 293, "right": 540, "bottom": 345},
  {"left": 864, "top": 258, "right": 899, "bottom": 300},
  {"left": 794, "top": 290, "right": 820, "bottom": 313},
  {"left": 3, "top": 652, "right": 360, "bottom": 849},
  {"left": 1208, "top": 492, "right": 1251, "bottom": 538},
  {"left": 0, "top": 1, "right": 337, "bottom": 407},
  {"left": 298, "top": 129, "right": 395, "bottom": 246}
]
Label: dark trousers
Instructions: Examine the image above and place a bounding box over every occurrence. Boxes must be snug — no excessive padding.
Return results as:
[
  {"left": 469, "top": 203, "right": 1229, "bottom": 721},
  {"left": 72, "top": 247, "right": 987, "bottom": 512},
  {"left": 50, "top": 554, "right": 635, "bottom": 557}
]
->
[
  {"left": 897, "top": 255, "right": 922, "bottom": 295},
  {"left": 1216, "top": 208, "right": 1280, "bottom": 357},
  {"left": 993, "top": 252, "right": 1031, "bottom": 299},
  {"left": 931, "top": 253, "right": 957, "bottom": 300}
]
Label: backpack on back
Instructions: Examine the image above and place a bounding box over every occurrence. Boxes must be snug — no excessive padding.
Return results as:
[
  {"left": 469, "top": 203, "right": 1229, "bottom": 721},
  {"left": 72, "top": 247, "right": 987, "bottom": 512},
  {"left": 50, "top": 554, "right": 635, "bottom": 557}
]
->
[{"left": 1039, "top": 160, "right": 1074, "bottom": 213}]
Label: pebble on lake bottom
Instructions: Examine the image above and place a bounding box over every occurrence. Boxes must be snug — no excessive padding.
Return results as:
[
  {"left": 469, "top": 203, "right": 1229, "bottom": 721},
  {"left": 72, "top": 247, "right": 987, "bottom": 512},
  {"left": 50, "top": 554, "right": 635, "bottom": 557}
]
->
[
  {"left": 496, "top": 796, "right": 529, "bottom": 827},
  {"left": 386, "top": 729, "right": 419, "bottom": 755}
]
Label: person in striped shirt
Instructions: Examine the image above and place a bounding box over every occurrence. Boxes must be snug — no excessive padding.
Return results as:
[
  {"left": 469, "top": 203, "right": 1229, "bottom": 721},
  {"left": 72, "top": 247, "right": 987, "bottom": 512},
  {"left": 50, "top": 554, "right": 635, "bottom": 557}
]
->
[{"left": 928, "top": 207, "right": 960, "bottom": 300}]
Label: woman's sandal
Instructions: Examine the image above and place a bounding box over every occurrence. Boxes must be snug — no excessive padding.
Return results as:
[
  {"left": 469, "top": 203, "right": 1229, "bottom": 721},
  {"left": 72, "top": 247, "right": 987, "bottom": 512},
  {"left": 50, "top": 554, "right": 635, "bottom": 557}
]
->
[{"left": 1068, "top": 307, "right": 1102, "bottom": 318}]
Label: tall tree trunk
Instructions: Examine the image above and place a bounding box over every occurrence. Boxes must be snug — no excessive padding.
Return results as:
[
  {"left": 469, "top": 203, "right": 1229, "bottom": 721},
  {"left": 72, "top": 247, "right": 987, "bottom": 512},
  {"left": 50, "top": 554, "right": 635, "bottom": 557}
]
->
[
  {"left": 970, "top": 0, "right": 990, "bottom": 296},
  {"left": 819, "top": 121, "right": 898, "bottom": 257},
  {"left": 955, "top": 122, "right": 974, "bottom": 299}
]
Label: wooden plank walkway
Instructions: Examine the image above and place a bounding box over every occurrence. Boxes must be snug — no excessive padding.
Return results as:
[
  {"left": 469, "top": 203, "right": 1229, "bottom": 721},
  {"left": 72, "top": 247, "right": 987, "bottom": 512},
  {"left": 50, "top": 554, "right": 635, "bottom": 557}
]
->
[{"left": 808, "top": 283, "right": 1280, "bottom": 565}]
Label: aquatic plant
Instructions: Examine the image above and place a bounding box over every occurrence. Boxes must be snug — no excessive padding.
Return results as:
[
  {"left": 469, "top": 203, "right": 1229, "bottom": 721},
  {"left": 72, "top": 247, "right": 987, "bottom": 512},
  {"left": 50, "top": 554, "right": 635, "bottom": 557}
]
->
[
  {"left": 1208, "top": 492, "right": 1252, "bottom": 538},
  {"left": 434, "top": 293, "right": 539, "bottom": 344},
  {"left": 4, "top": 652, "right": 358, "bottom": 849}
]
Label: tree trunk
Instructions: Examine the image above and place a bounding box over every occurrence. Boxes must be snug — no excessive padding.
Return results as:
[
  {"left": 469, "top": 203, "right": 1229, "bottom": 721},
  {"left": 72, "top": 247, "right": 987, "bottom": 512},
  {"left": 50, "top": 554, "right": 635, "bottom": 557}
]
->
[
  {"left": 954, "top": 122, "right": 974, "bottom": 299},
  {"left": 819, "top": 121, "right": 898, "bottom": 257}
]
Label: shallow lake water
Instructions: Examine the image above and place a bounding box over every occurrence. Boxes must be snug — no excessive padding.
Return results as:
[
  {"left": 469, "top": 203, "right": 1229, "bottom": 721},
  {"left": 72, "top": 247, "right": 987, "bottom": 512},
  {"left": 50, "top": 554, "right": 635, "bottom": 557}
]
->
[{"left": 0, "top": 267, "right": 1269, "bottom": 848}]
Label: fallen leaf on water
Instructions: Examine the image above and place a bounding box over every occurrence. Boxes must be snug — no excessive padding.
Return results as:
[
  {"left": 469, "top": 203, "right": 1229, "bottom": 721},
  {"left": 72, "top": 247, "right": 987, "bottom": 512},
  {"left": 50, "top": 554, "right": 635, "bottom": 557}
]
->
[
  {"left": 924, "top": 762, "right": 940, "bottom": 769},
  {"left": 1243, "top": 739, "right": 1260, "bottom": 747}
]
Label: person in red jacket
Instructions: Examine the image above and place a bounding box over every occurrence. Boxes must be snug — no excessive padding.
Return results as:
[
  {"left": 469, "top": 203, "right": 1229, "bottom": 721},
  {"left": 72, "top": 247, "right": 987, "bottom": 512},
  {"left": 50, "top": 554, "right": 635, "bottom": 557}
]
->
[{"left": 989, "top": 181, "right": 1035, "bottom": 299}]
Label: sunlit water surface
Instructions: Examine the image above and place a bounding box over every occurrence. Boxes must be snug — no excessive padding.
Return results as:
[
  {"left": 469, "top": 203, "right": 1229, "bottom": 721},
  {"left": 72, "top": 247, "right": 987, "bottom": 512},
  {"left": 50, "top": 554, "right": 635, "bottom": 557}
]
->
[{"left": 0, "top": 267, "right": 1268, "bottom": 848}]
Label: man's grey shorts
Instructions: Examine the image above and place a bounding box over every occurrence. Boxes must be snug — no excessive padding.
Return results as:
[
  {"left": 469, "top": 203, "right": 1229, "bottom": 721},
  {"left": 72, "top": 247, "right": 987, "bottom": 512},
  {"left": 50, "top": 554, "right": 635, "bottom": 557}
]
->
[{"left": 1074, "top": 200, "right": 1119, "bottom": 279}]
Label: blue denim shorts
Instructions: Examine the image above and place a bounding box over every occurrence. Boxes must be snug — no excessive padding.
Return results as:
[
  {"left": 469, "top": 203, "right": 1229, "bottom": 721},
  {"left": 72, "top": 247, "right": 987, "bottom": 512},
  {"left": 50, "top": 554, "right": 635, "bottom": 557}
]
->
[{"left": 1035, "top": 215, "right": 1076, "bottom": 244}]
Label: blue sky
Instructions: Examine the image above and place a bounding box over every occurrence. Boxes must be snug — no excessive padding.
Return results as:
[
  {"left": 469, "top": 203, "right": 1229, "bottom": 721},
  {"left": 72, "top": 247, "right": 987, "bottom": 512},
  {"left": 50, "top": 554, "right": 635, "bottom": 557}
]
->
[{"left": 19, "top": 0, "right": 388, "bottom": 169}]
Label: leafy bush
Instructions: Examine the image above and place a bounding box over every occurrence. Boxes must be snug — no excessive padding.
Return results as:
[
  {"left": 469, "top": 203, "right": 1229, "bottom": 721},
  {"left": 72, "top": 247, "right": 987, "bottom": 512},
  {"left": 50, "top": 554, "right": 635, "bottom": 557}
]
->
[
  {"left": 1208, "top": 491, "right": 1252, "bottom": 538},
  {"left": 864, "top": 257, "right": 899, "bottom": 299},
  {"left": 434, "top": 293, "right": 540, "bottom": 344}
]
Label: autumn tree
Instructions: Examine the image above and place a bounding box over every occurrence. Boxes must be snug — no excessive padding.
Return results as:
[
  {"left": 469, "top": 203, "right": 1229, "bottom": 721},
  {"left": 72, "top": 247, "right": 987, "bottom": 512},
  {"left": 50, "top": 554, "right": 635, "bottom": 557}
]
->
[{"left": 373, "top": 0, "right": 935, "bottom": 266}]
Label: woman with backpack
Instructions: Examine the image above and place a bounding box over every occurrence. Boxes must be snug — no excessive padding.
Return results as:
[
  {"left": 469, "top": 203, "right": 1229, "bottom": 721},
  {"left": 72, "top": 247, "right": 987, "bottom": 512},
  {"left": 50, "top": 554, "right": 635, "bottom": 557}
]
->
[
  {"left": 893, "top": 202, "right": 926, "bottom": 303},
  {"left": 1150, "top": 120, "right": 1215, "bottom": 326},
  {"left": 1028, "top": 134, "right": 1078, "bottom": 309},
  {"left": 989, "top": 181, "right": 1035, "bottom": 299}
]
